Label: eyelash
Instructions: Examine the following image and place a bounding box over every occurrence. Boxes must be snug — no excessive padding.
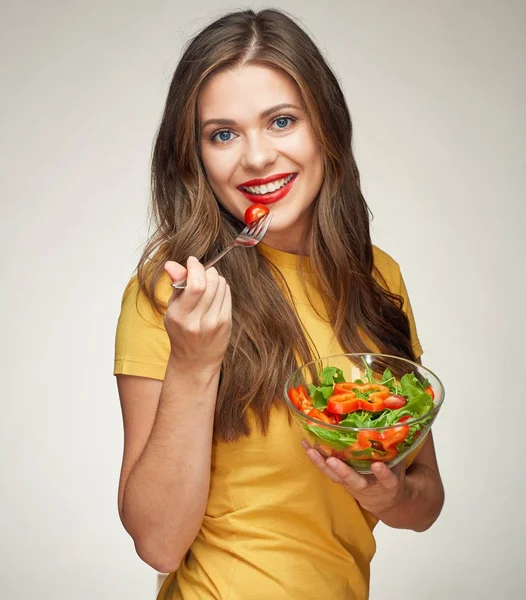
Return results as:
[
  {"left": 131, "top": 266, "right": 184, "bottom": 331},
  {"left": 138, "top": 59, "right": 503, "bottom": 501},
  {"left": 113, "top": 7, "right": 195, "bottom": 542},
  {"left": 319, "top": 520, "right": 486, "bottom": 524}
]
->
[{"left": 209, "top": 115, "right": 297, "bottom": 145}]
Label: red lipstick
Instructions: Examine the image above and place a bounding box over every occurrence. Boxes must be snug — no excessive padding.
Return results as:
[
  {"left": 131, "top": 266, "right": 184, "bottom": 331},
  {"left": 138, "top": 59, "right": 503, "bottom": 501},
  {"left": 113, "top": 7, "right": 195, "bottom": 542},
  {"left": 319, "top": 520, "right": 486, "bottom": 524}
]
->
[
  {"left": 237, "top": 173, "right": 297, "bottom": 205},
  {"left": 239, "top": 173, "right": 295, "bottom": 187}
]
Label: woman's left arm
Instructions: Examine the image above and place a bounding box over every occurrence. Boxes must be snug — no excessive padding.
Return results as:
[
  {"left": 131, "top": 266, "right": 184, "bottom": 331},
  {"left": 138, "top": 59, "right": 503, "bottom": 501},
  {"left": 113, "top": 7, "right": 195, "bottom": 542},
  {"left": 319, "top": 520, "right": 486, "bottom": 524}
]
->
[{"left": 302, "top": 431, "right": 445, "bottom": 532}]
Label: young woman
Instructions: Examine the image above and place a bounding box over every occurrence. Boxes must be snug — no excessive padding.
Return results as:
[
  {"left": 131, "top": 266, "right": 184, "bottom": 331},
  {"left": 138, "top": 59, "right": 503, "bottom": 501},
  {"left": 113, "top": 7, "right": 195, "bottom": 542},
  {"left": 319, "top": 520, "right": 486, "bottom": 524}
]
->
[{"left": 114, "top": 8, "right": 444, "bottom": 599}]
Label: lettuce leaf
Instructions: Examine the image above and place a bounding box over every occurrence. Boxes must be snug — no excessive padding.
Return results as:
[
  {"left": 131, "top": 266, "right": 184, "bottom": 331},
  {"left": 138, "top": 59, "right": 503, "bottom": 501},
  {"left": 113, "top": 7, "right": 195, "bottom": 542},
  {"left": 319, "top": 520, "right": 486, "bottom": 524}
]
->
[{"left": 308, "top": 384, "right": 334, "bottom": 410}]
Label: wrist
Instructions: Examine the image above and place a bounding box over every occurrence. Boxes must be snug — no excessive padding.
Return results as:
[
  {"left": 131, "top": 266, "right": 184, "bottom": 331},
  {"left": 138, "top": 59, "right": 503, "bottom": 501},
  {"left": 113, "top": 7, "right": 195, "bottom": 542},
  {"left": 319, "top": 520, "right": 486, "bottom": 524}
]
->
[
  {"left": 166, "top": 354, "right": 222, "bottom": 386},
  {"left": 373, "top": 476, "right": 414, "bottom": 521}
]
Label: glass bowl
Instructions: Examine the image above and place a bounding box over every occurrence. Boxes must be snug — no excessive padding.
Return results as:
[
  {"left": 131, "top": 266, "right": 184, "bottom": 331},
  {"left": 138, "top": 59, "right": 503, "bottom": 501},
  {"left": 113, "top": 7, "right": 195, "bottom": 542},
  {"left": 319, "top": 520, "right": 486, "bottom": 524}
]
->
[{"left": 284, "top": 353, "right": 444, "bottom": 474}]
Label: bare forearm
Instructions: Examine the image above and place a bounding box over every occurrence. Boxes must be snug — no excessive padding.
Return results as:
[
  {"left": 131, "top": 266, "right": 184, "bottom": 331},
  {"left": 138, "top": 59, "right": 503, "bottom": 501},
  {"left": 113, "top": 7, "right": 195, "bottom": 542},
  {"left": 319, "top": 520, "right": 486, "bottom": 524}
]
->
[
  {"left": 375, "top": 464, "right": 445, "bottom": 532},
  {"left": 122, "top": 358, "right": 218, "bottom": 570}
]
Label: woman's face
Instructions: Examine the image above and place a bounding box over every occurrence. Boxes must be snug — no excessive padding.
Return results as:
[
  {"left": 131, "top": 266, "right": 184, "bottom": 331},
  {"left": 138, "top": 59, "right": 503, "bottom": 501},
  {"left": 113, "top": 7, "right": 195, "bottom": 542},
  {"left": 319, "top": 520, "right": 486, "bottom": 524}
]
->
[{"left": 198, "top": 64, "right": 324, "bottom": 253}]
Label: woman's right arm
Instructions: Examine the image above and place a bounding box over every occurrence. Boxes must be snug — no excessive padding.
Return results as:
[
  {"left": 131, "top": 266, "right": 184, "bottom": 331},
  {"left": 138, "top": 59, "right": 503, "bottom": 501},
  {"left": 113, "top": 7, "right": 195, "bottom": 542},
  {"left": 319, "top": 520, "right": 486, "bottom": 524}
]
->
[{"left": 116, "top": 258, "right": 232, "bottom": 573}]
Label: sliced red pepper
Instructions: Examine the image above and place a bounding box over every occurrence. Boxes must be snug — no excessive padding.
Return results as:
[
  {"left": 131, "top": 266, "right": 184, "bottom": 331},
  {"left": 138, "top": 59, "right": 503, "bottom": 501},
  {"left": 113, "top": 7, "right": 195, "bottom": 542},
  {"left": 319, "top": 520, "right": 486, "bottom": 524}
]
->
[
  {"left": 327, "top": 383, "right": 390, "bottom": 414},
  {"left": 346, "top": 424, "right": 410, "bottom": 462},
  {"left": 323, "top": 408, "right": 342, "bottom": 424},
  {"left": 344, "top": 444, "right": 398, "bottom": 462},
  {"left": 307, "top": 408, "right": 332, "bottom": 423},
  {"left": 327, "top": 393, "right": 361, "bottom": 414},
  {"left": 288, "top": 385, "right": 313, "bottom": 413},
  {"left": 315, "top": 443, "right": 347, "bottom": 461},
  {"left": 333, "top": 383, "right": 358, "bottom": 394}
]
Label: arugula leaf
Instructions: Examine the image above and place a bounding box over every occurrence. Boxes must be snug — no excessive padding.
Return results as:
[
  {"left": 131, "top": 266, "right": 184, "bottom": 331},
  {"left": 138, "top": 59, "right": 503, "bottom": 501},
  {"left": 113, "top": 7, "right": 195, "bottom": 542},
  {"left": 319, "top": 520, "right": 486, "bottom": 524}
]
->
[
  {"left": 304, "top": 425, "right": 357, "bottom": 449},
  {"left": 320, "top": 366, "right": 345, "bottom": 386},
  {"left": 381, "top": 368, "right": 404, "bottom": 395},
  {"left": 351, "top": 447, "right": 387, "bottom": 458},
  {"left": 395, "top": 417, "right": 433, "bottom": 453},
  {"left": 307, "top": 366, "right": 346, "bottom": 410},
  {"left": 368, "top": 410, "right": 400, "bottom": 427},
  {"left": 381, "top": 368, "right": 393, "bottom": 384},
  {"left": 361, "top": 357, "right": 376, "bottom": 384},
  {"left": 339, "top": 411, "right": 377, "bottom": 428}
]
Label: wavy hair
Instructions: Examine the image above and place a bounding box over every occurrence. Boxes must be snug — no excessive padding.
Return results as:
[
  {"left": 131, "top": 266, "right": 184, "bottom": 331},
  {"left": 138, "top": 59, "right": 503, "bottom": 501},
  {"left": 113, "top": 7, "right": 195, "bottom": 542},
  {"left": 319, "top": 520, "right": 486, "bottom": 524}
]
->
[{"left": 137, "top": 8, "right": 416, "bottom": 441}]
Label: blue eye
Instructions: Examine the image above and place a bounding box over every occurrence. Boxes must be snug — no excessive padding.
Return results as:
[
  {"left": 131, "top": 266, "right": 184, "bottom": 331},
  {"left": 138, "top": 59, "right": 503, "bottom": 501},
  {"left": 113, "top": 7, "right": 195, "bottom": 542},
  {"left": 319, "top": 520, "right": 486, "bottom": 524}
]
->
[
  {"left": 274, "top": 117, "right": 292, "bottom": 129},
  {"left": 211, "top": 130, "right": 235, "bottom": 144}
]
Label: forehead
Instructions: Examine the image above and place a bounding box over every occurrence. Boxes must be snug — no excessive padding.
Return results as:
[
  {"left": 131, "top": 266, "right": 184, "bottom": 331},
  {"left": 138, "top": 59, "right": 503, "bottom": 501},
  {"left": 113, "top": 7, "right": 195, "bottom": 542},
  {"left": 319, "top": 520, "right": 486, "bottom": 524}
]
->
[{"left": 198, "top": 64, "right": 302, "bottom": 120}]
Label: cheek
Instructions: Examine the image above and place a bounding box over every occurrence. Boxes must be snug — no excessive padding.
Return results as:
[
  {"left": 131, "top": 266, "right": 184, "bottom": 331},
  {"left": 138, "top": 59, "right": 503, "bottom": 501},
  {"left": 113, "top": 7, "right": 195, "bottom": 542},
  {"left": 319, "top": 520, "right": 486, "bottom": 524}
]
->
[
  {"left": 282, "top": 132, "right": 322, "bottom": 173},
  {"left": 200, "top": 146, "right": 234, "bottom": 191}
]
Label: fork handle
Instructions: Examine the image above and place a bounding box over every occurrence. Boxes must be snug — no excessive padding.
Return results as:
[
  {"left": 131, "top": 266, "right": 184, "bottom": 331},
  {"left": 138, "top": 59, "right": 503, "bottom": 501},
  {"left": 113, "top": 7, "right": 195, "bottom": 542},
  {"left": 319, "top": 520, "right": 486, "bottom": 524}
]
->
[{"left": 171, "top": 245, "right": 235, "bottom": 289}]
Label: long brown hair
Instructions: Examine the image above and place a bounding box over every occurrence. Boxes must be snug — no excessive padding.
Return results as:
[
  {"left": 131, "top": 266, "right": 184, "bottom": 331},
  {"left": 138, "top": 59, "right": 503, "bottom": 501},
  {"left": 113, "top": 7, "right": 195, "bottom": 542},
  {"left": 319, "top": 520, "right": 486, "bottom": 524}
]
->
[{"left": 138, "top": 8, "right": 416, "bottom": 441}]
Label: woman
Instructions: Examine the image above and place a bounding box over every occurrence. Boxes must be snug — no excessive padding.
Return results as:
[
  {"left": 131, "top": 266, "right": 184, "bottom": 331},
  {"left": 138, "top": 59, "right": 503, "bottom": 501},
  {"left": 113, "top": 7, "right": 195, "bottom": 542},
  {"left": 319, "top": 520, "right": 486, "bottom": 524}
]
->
[{"left": 114, "top": 8, "right": 444, "bottom": 599}]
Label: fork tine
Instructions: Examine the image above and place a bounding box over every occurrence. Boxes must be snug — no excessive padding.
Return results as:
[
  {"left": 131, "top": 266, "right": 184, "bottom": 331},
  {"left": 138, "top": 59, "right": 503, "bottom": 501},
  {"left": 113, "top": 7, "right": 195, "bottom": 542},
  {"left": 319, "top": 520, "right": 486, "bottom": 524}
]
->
[
  {"left": 253, "top": 212, "right": 272, "bottom": 239},
  {"left": 246, "top": 214, "right": 267, "bottom": 236}
]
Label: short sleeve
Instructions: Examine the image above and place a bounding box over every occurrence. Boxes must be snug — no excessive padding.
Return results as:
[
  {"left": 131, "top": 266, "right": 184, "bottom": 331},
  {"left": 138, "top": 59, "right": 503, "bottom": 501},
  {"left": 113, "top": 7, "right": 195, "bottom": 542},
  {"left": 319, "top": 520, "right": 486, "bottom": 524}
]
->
[
  {"left": 372, "top": 246, "right": 423, "bottom": 360},
  {"left": 113, "top": 273, "right": 172, "bottom": 381},
  {"left": 397, "top": 271, "right": 423, "bottom": 360}
]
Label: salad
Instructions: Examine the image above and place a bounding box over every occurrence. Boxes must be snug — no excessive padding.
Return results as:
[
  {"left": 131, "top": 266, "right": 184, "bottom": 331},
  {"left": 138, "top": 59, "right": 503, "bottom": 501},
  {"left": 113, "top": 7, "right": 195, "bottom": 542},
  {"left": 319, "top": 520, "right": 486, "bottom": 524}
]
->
[{"left": 287, "top": 358, "right": 435, "bottom": 463}]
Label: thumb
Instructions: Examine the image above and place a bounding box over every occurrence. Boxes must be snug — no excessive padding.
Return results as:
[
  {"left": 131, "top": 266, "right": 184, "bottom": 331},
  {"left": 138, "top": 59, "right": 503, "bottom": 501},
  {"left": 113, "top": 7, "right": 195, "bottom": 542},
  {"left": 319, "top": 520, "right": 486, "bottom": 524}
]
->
[
  {"left": 164, "top": 260, "right": 187, "bottom": 284},
  {"left": 371, "top": 462, "right": 399, "bottom": 490}
]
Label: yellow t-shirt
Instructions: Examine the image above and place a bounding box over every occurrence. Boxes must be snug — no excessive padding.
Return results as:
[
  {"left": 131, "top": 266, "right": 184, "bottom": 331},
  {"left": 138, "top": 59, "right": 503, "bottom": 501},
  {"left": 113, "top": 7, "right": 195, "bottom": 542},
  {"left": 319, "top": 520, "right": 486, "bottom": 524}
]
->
[{"left": 114, "top": 244, "right": 422, "bottom": 600}]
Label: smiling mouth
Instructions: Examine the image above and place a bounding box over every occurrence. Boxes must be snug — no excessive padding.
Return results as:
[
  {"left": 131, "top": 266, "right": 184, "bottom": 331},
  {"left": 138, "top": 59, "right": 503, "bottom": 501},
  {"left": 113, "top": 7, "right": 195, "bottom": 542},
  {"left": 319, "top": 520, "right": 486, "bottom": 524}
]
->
[
  {"left": 239, "top": 174, "right": 295, "bottom": 195},
  {"left": 237, "top": 173, "right": 297, "bottom": 205}
]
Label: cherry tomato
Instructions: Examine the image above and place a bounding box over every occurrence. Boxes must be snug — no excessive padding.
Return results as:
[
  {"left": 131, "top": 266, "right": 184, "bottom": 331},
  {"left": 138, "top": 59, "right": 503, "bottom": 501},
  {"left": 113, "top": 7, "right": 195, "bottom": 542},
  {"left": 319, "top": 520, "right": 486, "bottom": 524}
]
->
[
  {"left": 425, "top": 385, "right": 435, "bottom": 400},
  {"left": 384, "top": 394, "right": 407, "bottom": 409},
  {"left": 244, "top": 203, "right": 269, "bottom": 225}
]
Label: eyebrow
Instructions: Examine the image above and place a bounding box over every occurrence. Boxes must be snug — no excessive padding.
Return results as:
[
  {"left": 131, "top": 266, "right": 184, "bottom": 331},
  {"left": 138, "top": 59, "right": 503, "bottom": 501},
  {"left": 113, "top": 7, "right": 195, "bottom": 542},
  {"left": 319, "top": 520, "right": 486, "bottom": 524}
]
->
[{"left": 200, "top": 103, "right": 302, "bottom": 129}]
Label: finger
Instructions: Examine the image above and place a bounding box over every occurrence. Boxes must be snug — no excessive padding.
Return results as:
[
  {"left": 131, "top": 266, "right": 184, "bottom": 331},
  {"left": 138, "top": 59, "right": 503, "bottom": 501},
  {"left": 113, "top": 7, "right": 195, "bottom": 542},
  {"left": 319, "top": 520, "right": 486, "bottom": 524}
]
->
[
  {"left": 201, "top": 272, "right": 226, "bottom": 320},
  {"left": 164, "top": 261, "right": 188, "bottom": 302},
  {"left": 326, "top": 457, "right": 368, "bottom": 491},
  {"left": 164, "top": 260, "right": 188, "bottom": 284},
  {"left": 370, "top": 462, "right": 400, "bottom": 490},
  {"left": 220, "top": 280, "right": 232, "bottom": 319},
  {"left": 304, "top": 447, "right": 343, "bottom": 484},
  {"left": 193, "top": 267, "right": 220, "bottom": 315},
  {"left": 179, "top": 256, "right": 207, "bottom": 312}
]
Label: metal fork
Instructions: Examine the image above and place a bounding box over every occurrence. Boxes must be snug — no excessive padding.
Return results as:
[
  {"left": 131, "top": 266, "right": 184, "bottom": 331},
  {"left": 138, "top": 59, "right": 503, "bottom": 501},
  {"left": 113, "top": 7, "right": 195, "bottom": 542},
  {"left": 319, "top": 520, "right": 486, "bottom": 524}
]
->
[{"left": 171, "top": 212, "right": 273, "bottom": 289}]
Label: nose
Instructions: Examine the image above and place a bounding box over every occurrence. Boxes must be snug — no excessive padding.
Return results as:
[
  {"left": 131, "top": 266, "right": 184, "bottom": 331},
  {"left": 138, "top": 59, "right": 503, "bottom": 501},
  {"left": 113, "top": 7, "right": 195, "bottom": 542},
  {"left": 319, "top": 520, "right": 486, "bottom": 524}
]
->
[{"left": 240, "top": 132, "right": 278, "bottom": 172}]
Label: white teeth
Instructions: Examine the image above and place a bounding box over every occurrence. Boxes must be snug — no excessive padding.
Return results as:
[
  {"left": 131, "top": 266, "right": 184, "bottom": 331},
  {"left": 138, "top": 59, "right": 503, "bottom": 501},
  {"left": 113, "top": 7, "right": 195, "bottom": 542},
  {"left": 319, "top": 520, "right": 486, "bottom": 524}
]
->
[{"left": 242, "top": 174, "right": 294, "bottom": 195}]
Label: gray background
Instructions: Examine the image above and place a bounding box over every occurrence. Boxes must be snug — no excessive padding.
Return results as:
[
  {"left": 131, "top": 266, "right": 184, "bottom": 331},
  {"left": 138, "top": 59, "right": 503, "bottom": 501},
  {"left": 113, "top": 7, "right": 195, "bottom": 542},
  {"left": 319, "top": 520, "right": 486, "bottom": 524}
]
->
[{"left": 1, "top": 0, "right": 525, "bottom": 598}]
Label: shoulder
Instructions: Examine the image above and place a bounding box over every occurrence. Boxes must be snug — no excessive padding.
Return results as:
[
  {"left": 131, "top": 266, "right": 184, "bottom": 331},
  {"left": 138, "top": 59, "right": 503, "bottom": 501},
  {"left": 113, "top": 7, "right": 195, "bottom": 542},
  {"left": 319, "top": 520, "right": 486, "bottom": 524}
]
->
[
  {"left": 119, "top": 269, "right": 173, "bottom": 323},
  {"left": 114, "top": 270, "right": 173, "bottom": 380},
  {"left": 372, "top": 245, "right": 402, "bottom": 293}
]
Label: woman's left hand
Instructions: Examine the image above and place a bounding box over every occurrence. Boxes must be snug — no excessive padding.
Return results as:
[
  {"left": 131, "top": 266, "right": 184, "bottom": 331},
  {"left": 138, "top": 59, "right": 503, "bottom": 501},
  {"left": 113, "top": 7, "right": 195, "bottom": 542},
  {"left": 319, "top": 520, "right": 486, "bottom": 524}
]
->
[{"left": 301, "top": 441, "right": 409, "bottom": 516}]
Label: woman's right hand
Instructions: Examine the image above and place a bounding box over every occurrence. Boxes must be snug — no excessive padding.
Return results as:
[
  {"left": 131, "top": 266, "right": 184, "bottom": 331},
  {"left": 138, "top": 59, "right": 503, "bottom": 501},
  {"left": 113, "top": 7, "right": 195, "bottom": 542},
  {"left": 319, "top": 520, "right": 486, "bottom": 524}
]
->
[{"left": 163, "top": 256, "right": 232, "bottom": 372}]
